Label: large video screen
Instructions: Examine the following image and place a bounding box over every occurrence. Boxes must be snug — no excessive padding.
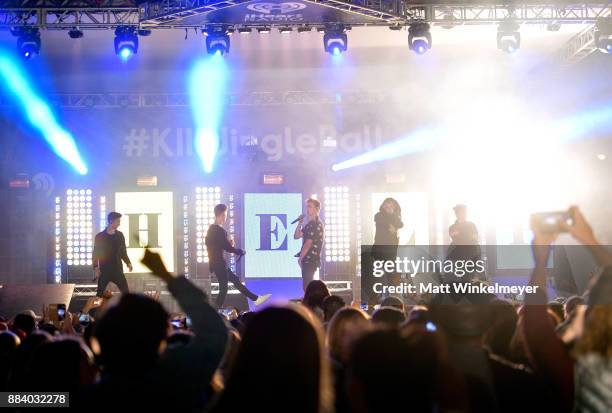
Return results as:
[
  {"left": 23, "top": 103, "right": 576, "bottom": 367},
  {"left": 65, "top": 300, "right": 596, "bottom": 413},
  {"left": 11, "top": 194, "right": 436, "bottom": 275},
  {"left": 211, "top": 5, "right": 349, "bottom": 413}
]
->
[{"left": 244, "top": 193, "right": 303, "bottom": 278}]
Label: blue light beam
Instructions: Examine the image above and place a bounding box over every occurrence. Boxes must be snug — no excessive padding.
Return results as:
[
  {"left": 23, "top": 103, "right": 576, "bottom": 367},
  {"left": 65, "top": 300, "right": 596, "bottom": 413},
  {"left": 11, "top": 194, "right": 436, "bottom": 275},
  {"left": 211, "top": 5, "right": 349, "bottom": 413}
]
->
[
  {"left": 331, "top": 128, "right": 443, "bottom": 172},
  {"left": 0, "top": 50, "right": 88, "bottom": 175},
  {"left": 188, "top": 54, "right": 228, "bottom": 173}
]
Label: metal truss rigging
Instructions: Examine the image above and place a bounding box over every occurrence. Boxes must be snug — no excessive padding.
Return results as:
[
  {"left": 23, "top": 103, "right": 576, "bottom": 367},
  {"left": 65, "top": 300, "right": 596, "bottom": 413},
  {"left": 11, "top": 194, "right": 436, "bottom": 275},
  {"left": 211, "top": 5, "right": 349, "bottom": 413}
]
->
[{"left": 1, "top": 2, "right": 611, "bottom": 29}]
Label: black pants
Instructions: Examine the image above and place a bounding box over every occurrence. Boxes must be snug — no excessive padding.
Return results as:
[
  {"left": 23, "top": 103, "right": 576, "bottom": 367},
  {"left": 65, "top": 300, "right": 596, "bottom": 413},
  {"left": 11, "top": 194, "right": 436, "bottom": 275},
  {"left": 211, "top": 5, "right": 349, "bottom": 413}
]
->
[
  {"left": 301, "top": 261, "right": 320, "bottom": 292},
  {"left": 96, "top": 270, "right": 129, "bottom": 297},
  {"left": 212, "top": 265, "right": 258, "bottom": 308}
]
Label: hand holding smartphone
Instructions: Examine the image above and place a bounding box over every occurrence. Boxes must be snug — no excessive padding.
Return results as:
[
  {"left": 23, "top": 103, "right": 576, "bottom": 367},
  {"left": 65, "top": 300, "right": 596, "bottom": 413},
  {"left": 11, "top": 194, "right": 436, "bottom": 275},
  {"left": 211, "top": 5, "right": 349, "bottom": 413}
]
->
[{"left": 531, "top": 210, "right": 574, "bottom": 233}]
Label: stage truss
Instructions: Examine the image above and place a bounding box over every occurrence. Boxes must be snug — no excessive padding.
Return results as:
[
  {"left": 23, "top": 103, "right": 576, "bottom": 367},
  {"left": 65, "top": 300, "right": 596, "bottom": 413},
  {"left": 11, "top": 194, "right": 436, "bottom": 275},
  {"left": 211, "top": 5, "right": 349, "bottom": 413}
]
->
[
  {"left": 1, "top": 2, "right": 610, "bottom": 63},
  {"left": 0, "top": 2, "right": 611, "bottom": 29}
]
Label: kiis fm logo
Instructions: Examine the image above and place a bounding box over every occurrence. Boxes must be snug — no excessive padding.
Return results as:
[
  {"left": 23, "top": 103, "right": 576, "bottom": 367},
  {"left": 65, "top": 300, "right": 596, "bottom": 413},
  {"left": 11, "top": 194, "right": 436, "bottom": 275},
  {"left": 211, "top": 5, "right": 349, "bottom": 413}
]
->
[{"left": 245, "top": 2, "right": 306, "bottom": 22}]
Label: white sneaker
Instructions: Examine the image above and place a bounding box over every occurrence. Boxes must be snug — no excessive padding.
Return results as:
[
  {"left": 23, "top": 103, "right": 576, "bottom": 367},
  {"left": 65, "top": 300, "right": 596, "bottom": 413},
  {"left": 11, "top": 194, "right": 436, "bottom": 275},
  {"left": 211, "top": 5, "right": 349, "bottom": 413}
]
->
[{"left": 253, "top": 293, "right": 271, "bottom": 306}]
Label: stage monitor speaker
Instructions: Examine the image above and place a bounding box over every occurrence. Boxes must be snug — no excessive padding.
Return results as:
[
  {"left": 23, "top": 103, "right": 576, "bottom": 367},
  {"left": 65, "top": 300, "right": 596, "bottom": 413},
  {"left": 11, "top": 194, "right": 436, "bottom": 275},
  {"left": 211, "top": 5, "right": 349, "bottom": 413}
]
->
[{"left": 0, "top": 284, "right": 75, "bottom": 319}]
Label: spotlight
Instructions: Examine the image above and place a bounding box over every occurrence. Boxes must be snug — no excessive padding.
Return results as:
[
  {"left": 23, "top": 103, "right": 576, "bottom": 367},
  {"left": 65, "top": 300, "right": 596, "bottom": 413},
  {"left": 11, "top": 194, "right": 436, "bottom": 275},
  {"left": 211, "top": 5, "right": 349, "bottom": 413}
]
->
[
  {"left": 257, "top": 27, "right": 271, "bottom": 34},
  {"left": 68, "top": 28, "right": 84, "bottom": 39},
  {"left": 279, "top": 27, "right": 293, "bottom": 34},
  {"left": 389, "top": 25, "right": 403, "bottom": 31},
  {"left": 114, "top": 26, "right": 138, "bottom": 60},
  {"left": 497, "top": 20, "right": 520, "bottom": 53},
  {"left": 323, "top": 24, "right": 348, "bottom": 55},
  {"left": 595, "top": 18, "right": 612, "bottom": 54},
  {"left": 238, "top": 27, "right": 252, "bottom": 34},
  {"left": 11, "top": 28, "right": 41, "bottom": 60},
  {"left": 138, "top": 29, "right": 152, "bottom": 37},
  {"left": 408, "top": 22, "right": 431, "bottom": 54},
  {"left": 204, "top": 26, "right": 230, "bottom": 55},
  {"left": 297, "top": 26, "right": 312, "bottom": 33}
]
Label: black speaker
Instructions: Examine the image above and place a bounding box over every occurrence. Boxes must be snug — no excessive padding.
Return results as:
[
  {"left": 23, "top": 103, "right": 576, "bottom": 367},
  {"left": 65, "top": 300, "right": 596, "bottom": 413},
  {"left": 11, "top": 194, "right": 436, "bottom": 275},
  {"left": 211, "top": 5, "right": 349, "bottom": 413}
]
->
[{"left": 0, "top": 187, "right": 50, "bottom": 286}]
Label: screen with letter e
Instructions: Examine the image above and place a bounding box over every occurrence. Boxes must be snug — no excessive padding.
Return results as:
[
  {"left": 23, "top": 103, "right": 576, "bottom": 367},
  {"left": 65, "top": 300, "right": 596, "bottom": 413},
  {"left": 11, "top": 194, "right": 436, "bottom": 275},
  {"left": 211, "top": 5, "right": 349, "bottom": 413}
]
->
[{"left": 244, "top": 193, "right": 303, "bottom": 278}]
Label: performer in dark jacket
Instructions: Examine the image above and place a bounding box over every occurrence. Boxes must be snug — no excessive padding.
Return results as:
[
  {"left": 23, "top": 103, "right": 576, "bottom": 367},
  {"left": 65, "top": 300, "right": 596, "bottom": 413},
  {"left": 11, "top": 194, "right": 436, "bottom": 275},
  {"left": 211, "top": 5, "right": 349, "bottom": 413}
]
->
[
  {"left": 369, "top": 198, "right": 404, "bottom": 303},
  {"left": 205, "top": 204, "right": 270, "bottom": 308},
  {"left": 374, "top": 198, "right": 404, "bottom": 248},
  {"left": 92, "top": 211, "right": 132, "bottom": 297}
]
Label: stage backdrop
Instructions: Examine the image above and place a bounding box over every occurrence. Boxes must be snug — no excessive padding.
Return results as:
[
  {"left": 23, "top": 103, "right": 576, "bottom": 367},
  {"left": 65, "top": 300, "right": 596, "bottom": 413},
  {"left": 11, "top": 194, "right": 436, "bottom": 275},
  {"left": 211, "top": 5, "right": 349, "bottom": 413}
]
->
[{"left": 244, "top": 193, "right": 302, "bottom": 278}]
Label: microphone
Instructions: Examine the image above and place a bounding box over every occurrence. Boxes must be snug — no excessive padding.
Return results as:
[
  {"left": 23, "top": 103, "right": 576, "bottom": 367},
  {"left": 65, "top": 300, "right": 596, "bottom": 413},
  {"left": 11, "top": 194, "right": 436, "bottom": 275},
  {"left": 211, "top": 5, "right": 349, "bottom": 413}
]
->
[{"left": 291, "top": 214, "right": 304, "bottom": 225}]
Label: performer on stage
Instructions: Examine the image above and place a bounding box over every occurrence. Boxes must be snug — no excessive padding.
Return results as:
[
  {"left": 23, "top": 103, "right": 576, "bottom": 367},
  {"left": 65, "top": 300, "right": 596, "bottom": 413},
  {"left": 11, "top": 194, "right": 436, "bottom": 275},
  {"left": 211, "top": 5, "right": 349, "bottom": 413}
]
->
[
  {"left": 92, "top": 211, "right": 132, "bottom": 297},
  {"left": 449, "top": 204, "right": 479, "bottom": 246},
  {"left": 206, "top": 203, "right": 271, "bottom": 308},
  {"left": 447, "top": 204, "right": 482, "bottom": 281},
  {"left": 370, "top": 198, "right": 404, "bottom": 303},
  {"left": 294, "top": 198, "right": 325, "bottom": 292},
  {"left": 374, "top": 197, "right": 404, "bottom": 252}
]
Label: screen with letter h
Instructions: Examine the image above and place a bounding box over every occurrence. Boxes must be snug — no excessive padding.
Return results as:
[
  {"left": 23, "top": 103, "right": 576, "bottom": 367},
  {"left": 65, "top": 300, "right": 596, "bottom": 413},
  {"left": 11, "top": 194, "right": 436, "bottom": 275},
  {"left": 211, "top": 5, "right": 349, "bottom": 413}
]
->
[{"left": 244, "top": 193, "right": 303, "bottom": 278}]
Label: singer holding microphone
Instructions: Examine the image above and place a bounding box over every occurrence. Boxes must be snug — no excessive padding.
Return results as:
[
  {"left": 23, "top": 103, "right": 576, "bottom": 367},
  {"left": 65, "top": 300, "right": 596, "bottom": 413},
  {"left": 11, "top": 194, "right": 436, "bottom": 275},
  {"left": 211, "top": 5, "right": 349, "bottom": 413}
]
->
[
  {"left": 206, "top": 204, "right": 271, "bottom": 308},
  {"left": 293, "top": 198, "right": 325, "bottom": 291}
]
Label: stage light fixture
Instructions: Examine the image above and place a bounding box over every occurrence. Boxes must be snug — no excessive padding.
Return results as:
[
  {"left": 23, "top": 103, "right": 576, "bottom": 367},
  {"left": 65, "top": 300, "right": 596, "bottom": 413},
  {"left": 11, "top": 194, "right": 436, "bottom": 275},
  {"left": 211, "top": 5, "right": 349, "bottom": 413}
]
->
[
  {"left": 138, "top": 29, "right": 152, "bottom": 37},
  {"left": 279, "top": 27, "right": 293, "bottom": 34},
  {"left": 324, "top": 186, "right": 351, "bottom": 263},
  {"left": 323, "top": 24, "right": 348, "bottom": 55},
  {"left": 66, "top": 188, "right": 93, "bottom": 267},
  {"left": 195, "top": 186, "right": 222, "bottom": 264},
  {"left": 257, "top": 27, "right": 271, "bottom": 34},
  {"left": 389, "top": 25, "right": 403, "bottom": 31},
  {"left": 297, "top": 26, "right": 312, "bottom": 33},
  {"left": 595, "top": 19, "right": 612, "bottom": 54},
  {"left": 408, "top": 22, "right": 431, "bottom": 55},
  {"left": 204, "top": 26, "right": 231, "bottom": 55},
  {"left": 68, "top": 28, "right": 84, "bottom": 39},
  {"left": 546, "top": 22, "right": 561, "bottom": 32},
  {"left": 114, "top": 26, "right": 138, "bottom": 60},
  {"left": 11, "top": 28, "right": 41, "bottom": 60},
  {"left": 497, "top": 20, "right": 520, "bottom": 53},
  {"left": 238, "top": 27, "right": 252, "bottom": 34}
]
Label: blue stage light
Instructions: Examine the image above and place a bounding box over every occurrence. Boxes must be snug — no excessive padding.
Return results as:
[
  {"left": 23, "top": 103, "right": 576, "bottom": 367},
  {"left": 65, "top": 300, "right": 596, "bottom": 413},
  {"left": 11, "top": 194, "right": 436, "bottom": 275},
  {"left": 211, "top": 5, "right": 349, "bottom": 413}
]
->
[
  {"left": 11, "top": 28, "right": 41, "bottom": 60},
  {"left": 332, "top": 129, "right": 442, "bottom": 171},
  {"left": 323, "top": 25, "right": 348, "bottom": 55},
  {"left": 119, "top": 46, "right": 134, "bottom": 60},
  {"left": 114, "top": 26, "right": 138, "bottom": 61},
  {"left": 412, "top": 39, "right": 428, "bottom": 55},
  {"left": 0, "top": 50, "right": 88, "bottom": 174},
  {"left": 204, "top": 26, "right": 230, "bottom": 56},
  {"left": 188, "top": 55, "right": 228, "bottom": 173},
  {"left": 408, "top": 23, "right": 431, "bottom": 55}
]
